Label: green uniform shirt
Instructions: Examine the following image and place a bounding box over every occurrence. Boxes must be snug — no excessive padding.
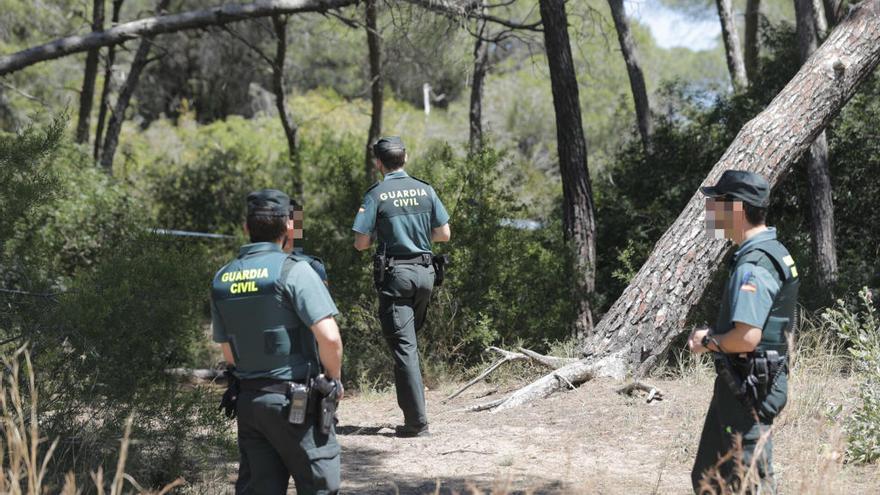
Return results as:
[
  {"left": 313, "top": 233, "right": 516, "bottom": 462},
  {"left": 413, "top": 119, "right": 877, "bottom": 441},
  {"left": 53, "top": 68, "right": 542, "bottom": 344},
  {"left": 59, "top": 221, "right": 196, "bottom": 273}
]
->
[
  {"left": 211, "top": 242, "right": 338, "bottom": 380},
  {"left": 352, "top": 170, "right": 449, "bottom": 256},
  {"left": 714, "top": 229, "right": 782, "bottom": 335}
]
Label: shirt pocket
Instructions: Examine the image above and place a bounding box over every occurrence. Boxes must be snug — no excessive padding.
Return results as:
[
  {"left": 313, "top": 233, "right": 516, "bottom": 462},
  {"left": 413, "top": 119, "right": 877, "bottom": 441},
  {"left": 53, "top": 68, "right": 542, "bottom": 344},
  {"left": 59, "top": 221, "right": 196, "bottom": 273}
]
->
[{"left": 263, "top": 328, "right": 292, "bottom": 356}]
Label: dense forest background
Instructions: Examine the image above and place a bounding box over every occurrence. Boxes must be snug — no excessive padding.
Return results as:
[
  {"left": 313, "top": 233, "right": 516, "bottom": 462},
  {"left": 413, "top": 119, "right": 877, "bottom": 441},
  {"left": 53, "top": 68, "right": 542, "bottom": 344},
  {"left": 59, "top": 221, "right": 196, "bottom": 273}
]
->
[{"left": 1, "top": 0, "right": 879, "bottom": 489}]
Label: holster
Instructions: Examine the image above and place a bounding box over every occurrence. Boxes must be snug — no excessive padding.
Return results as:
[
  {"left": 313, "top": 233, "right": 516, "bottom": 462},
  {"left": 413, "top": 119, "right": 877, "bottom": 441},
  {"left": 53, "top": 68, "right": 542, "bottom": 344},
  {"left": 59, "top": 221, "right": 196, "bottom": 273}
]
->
[
  {"left": 432, "top": 254, "right": 450, "bottom": 287},
  {"left": 311, "top": 375, "right": 341, "bottom": 435},
  {"left": 714, "top": 350, "right": 784, "bottom": 416},
  {"left": 372, "top": 253, "right": 387, "bottom": 289},
  {"left": 218, "top": 367, "right": 241, "bottom": 420}
]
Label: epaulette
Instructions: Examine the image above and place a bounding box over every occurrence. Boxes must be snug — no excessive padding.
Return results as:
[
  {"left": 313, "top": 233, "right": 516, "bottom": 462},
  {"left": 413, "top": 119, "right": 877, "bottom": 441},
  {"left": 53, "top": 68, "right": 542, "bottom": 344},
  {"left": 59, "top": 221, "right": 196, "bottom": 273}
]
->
[
  {"left": 409, "top": 175, "right": 431, "bottom": 186},
  {"left": 365, "top": 181, "right": 382, "bottom": 193}
]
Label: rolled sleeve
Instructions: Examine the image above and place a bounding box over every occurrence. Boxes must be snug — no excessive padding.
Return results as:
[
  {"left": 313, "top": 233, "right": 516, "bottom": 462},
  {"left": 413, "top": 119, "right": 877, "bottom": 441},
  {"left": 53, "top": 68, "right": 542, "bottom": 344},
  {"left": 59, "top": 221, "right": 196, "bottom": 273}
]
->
[
  {"left": 729, "top": 264, "right": 779, "bottom": 329},
  {"left": 211, "top": 299, "right": 228, "bottom": 343},
  {"left": 430, "top": 187, "right": 450, "bottom": 228},
  {"left": 352, "top": 194, "right": 377, "bottom": 234},
  {"left": 287, "top": 262, "right": 339, "bottom": 327}
]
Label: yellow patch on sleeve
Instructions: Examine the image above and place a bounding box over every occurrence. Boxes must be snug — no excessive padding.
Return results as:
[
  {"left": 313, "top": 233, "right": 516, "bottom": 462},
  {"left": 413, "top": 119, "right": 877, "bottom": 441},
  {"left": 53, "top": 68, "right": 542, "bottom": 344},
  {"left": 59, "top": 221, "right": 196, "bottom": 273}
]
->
[
  {"left": 740, "top": 283, "right": 757, "bottom": 293},
  {"left": 358, "top": 207, "right": 365, "bottom": 213}
]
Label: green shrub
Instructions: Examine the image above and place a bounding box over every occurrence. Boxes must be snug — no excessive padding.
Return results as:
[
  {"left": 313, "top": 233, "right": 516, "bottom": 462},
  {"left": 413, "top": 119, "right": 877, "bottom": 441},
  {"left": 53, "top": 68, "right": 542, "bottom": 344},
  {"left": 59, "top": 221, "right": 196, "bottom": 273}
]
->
[{"left": 823, "top": 288, "right": 880, "bottom": 464}]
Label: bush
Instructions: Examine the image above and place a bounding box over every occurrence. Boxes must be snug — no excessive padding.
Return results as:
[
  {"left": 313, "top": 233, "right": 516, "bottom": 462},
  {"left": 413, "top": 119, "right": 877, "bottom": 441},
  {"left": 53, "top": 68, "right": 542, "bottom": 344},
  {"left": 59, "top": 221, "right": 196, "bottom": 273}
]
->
[
  {"left": 1, "top": 120, "right": 228, "bottom": 488},
  {"left": 823, "top": 288, "right": 880, "bottom": 464}
]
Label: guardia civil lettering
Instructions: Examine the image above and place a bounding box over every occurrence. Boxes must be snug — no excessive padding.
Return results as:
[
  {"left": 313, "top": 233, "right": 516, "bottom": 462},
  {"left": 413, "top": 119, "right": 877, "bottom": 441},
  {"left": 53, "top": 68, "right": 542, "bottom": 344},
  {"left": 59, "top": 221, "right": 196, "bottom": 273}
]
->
[{"left": 379, "top": 188, "right": 428, "bottom": 207}]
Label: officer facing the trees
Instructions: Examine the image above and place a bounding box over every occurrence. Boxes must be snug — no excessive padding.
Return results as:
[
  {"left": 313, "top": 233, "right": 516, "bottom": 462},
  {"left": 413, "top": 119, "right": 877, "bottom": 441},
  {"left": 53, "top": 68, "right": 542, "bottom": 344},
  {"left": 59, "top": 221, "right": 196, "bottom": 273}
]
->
[
  {"left": 688, "top": 170, "right": 799, "bottom": 494},
  {"left": 212, "top": 189, "right": 343, "bottom": 494},
  {"left": 352, "top": 136, "right": 451, "bottom": 437}
]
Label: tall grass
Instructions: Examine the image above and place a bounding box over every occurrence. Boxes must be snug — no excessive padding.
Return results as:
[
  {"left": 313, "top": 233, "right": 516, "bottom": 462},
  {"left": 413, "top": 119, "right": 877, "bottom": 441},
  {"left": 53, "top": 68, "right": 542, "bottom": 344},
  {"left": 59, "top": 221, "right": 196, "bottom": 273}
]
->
[{"left": 0, "top": 347, "right": 183, "bottom": 494}]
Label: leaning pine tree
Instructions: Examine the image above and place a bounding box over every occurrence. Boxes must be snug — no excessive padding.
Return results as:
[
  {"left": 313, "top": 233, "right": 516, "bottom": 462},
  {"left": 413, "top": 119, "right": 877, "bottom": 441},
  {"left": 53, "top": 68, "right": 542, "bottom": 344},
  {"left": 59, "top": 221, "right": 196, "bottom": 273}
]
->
[{"left": 477, "top": 0, "right": 880, "bottom": 412}]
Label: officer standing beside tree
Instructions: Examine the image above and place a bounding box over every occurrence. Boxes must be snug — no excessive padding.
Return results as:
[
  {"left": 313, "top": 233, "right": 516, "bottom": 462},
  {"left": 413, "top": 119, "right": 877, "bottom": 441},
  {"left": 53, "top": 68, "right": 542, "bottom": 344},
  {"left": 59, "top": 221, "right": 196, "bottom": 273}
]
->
[
  {"left": 212, "top": 189, "right": 343, "bottom": 494},
  {"left": 352, "top": 136, "right": 451, "bottom": 438},
  {"left": 688, "top": 170, "right": 800, "bottom": 494}
]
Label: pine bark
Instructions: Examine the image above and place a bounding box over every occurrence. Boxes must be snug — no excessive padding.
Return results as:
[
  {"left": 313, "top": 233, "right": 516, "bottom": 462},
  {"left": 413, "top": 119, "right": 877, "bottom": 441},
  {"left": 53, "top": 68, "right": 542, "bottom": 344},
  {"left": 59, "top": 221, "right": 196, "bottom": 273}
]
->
[
  {"left": 796, "top": 0, "right": 839, "bottom": 290},
  {"left": 539, "top": 0, "right": 597, "bottom": 337},
  {"left": 100, "top": 0, "right": 171, "bottom": 172},
  {"left": 715, "top": 0, "right": 749, "bottom": 90},
  {"left": 468, "top": 15, "right": 489, "bottom": 155},
  {"left": 76, "top": 0, "right": 105, "bottom": 144},
  {"left": 364, "top": 0, "right": 383, "bottom": 183},
  {"left": 607, "top": 0, "right": 653, "bottom": 155},
  {"left": 490, "top": 1, "right": 880, "bottom": 411},
  {"left": 94, "top": 0, "right": 124, "bottom": 161},
  {"left": 745, "top": 0, "right": 761, "bottom": 81}
]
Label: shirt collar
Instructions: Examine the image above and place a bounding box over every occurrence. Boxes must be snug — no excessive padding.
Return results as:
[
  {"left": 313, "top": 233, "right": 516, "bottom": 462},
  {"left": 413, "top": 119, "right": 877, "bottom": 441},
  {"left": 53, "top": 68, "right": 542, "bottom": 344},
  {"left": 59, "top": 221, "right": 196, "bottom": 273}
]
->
[
  {"left": 383, "top": 170, "right": 409, "bottom": 181},
  {"left": 238, "top": 242, "right": 283, "bottom": 257},
  {"left": 734, "top": 227, "right": 777, "bottom": 260}
]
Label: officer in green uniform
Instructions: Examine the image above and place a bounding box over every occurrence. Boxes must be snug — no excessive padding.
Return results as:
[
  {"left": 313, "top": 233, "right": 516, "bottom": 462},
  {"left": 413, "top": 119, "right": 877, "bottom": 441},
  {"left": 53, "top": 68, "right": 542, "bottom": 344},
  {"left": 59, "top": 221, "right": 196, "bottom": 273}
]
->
[
  {"left": 352, "top": 136, "right": 451, "bottom": 437},
  {"left": 688, "top": 170, "right": 799, "bottom": 494},
  {"left": 212, "top": 189, "right": 344, "bottom": 494}
]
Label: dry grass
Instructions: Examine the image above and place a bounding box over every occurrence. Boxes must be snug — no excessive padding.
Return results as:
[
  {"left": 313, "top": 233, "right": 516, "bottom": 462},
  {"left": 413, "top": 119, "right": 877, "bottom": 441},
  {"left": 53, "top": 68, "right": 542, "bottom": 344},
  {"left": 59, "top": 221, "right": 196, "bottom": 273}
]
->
[{"left": 0, "top": 347, "right": 184, "bottom": 494}]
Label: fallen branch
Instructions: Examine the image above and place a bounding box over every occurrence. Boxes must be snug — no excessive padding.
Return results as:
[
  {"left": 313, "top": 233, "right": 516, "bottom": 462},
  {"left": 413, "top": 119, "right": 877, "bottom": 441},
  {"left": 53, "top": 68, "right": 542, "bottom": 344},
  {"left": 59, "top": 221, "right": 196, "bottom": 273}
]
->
[
  {"left": 443, "top": 346, "right": 577, "bottom": 403},
  {"left": 615, "top": 381, "right": 664, "bottom": 403},
  {"left": 443, "top": 346, "right": 525, "bottom": 403}
]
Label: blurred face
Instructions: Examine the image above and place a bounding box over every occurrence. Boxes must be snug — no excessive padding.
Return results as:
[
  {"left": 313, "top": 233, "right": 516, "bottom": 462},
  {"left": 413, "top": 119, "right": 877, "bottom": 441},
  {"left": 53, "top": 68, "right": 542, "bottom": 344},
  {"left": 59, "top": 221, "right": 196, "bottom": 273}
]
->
[
  {"left": 705, "top": 197, "right": 746, "bottom": 241},
  {"left": 282, "top": 206, "right": 304, "bottom": 253}
]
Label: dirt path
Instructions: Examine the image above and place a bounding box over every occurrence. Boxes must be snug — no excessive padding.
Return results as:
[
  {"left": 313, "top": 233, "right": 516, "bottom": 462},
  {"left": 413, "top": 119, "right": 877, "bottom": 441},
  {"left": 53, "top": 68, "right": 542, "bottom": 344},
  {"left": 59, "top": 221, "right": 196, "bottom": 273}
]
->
[{"left": 334, "top": 375, "right": 880, "bottom": 494}]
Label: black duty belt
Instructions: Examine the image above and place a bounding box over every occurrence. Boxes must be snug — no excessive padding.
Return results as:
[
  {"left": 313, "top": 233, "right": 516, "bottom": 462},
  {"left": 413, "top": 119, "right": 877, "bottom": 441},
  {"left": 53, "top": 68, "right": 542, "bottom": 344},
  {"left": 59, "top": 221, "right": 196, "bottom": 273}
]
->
[
  {"left": 387, "top": 253, "right": 433, "bottom": 266},
  {"left": 240, "top": 378, "right": 307, "bottom": 395}
]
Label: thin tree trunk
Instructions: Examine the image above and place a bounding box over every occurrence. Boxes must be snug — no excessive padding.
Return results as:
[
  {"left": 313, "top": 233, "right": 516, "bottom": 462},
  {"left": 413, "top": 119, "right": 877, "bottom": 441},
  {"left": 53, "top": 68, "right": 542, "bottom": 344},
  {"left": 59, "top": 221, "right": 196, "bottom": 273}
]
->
[
  {"left": 468, "top": 13, "right": 489, "bottom": 155},
  {"left": 364, "top": 0, "right": 383, "bottom": 183},
  {"left": 270, "top": 15, "right": 302, "bottom": 198},
  {"left": 94, "top": 0, "right": 124, "bottom": 161},
  {"left": 539, "top": 0, "right": 596, "bottom": 338},
  {"left": 715, "top": 0, "right": 749, "bottom": 90},
  {"left": 100, "top": 0, "right": 171, "bottom": 173},
  {"left": 484, "top": 0, "right": 880, "bottom": 411},
  {"left": 823, "top": 0, "right": 842, "bottom": 26},
  {"left": 814, "top": 0, "right": 829, "bottom": 35},
  {"left": 796, "top": 0, "right": 838, "bottom": 290},
  {"left": 607, "top": 0, "right": 652, "bottom": 155},
  {"left": 76, "top": 0, "right": 105, "bottom": 144},
  {"left": 745, "top": 0, "right": 761, "bottom": 81}
]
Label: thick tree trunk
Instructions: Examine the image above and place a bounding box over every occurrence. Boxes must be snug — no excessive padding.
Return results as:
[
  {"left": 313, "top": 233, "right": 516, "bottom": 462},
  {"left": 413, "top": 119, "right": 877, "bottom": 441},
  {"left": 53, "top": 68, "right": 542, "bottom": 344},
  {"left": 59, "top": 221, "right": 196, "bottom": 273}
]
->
[
  {"left": 539, "top": 0, "right": 596, "bottom": 338},
  {"left": 94, "top": 0, "right": 124, "bottom": 161},
  {"left": 364, "top": 0, "right": 383, "bottom": 183},
  {"left": 796, "top": 0, "right": 839, "bottom": 290},
  {"left": 76, "top": 0, "right": 105, "bottom": 144},
  {"left": 745, "top": 0, "right": 761, "bottom": 81},
  {"left": 100, "top": 0, "right": 171, "bottom": 172},
  {"left": 607, "top": 0, "right": 653, "bottom": 155},
  {"left": 715, "top": 0, "right": 749, "bottom": 90},
  {"left": 468, "top": 15, "right": 489, "bottom": 155},
  {"left": 485, "top": 0, "right": 880, "bottom": 411},
  {"left": 270, "top": 15, "right": 302, "bottom": 197}
]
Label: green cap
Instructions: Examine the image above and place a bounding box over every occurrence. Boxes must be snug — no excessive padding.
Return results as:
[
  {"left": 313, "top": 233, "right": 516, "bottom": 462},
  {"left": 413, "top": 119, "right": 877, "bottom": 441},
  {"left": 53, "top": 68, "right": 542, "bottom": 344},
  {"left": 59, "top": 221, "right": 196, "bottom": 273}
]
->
[
  {"left": 372, "top": 136, "right": 405, "bottom": 157},
  {"left": 701, "top": 170, "right": 770, "bottom": 207},
  {"left": 246, "top": 189, "right": 290, "bottom": 217}
]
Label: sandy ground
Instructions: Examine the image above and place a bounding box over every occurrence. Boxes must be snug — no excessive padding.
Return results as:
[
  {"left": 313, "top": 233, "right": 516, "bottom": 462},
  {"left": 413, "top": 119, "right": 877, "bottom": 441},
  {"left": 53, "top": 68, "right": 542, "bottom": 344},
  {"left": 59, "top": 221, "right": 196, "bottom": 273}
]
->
[
  {"left": 204, "top": 369, "right": 880, "bottom": 494},
  {"left": 330, "top": 374, "right": 880, "bottom": 494}
]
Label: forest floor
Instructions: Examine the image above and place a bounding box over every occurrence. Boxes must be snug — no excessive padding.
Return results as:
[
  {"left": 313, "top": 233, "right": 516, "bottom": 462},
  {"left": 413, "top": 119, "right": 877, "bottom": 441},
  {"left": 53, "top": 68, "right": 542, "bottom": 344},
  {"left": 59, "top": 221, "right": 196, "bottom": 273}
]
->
[{"left": 206, "top": 358, "right": 880, "bottom": 494}]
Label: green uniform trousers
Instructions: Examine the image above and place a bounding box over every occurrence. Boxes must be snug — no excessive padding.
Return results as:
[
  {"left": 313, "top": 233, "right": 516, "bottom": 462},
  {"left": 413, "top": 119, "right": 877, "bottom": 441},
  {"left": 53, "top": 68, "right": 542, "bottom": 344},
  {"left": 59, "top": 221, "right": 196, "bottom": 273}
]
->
[
  {"left": 691, "top": 371, "right": 788, "bottom": 494},
  {"left": 235, "top": 390, "right": 341, "bottom": 495},
  {"left": 378, "top": 263, "right": 435, "bottom": 427}
]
